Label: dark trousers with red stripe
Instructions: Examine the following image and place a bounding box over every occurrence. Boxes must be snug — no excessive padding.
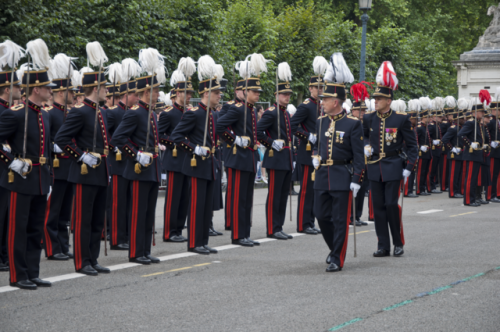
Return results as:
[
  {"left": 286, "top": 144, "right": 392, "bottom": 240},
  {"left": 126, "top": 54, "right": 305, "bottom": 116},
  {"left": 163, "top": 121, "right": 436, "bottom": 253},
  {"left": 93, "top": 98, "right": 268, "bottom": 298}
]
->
[
  {"left": 416, "top": 158, "right": 431, "bottom": 194},
  {"left": 314, "top": 190, "right": 352, "bottom": 268},
  {"left": 440, "top": 154, "right": 448, "bottom": 190},
  {"left": 128, "top": 181, "right": 158, "bottom": 258},
  {"left": 429, "top": 155, "right": 441, "bottom": 190},
  {"left": 43, "top": 179, "right": 71, "bottom": 257},
  {"left": 106, "top": 175, "right": 129, "bottom": 246},
  {"left": 354, "top": 177, "right": 369, "bottom": 221},
  {"left": 370, "top": 180, "right": 404, "bottom": 251},
  {"left": 404, "top": 171, "right": 415, "bottom": 196},
  {"left": 0, "top": 186, "right": 10, "bottom": 264},
  {"left": 463, "top": 161, "right": 480, "bottom": 205},
  {"left": 488, "top": 158, "right": 500, "bottom": 199},
  {"left": 224, "top": 167, "right": 232, "bottom": 230},
  {"left": 266, "top": 169, "right": 292, "bottom": 235},
  {"left": 72, "top": 184, "right": 107, "bottom": 271},
  {"left": 448, "top": 159, "right": 463, "bottom": 198},
  {"left": 163, "top": 171, "right": 189, "bottom": 239},
  {"left": 187, "top": 177, "right": 213, "bottom": 249},
  {"left": 368, "top": 188, "right": 374, "bottom": 221},
  {"left": 296, "top": 164, "right": 315, "bottom": 232},
  {"left": 7, "top": 192, "right": 47, "bottom": 283},
  {"left": 227, "top": 168, "right": 255, "bottom": 240}
]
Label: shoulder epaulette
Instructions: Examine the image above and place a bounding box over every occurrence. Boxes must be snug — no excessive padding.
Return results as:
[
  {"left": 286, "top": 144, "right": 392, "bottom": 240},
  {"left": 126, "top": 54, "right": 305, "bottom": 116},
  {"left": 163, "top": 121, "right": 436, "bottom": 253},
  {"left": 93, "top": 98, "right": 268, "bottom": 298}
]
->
[
  {"left": 318, "top": 114, "right": 328, "bottom": 119},
  {"left": 365, "top": 111, "right": 374, "bottom": 114},
  {"left": 74, "top": 103, "right": 84, "bottom": 108},
  {"left": 235, "top": 103, "right": 243, "bottom": 107},
  {"left": 131, "top": 105, "right": 140, "bottom": 110},
  {"left": 191, "top": 107, "right": 199, "bottom": 111},
  {"left": 164, "top": 106, "right": 173, "bottom": 112},
  {"left": 267, "top": 106, "right": 275, "bottom": 111},
  {"left": 442, "top": 120, "right": 448, "bottom": 123},
  {"left": 44, "top": 106, "right": 53, "bottom": 111},
  {"left": 418, "top": 125, "right": 422, "bottom": 127},
  {"left": 11, "top": 104, "right": 24, "bottom": 111},
  {"left": 227, "top": 100, "right": 235, "bottom": 105},
  {"left": 347, "top": 115, "right": 359, "bottom": 120},
  {"left": 303, "top": 99, "right": 310, "bottom": 104},
  {"left": 108, "top": 105, "right": 118, "bottom": 110},
  {"left": 450, "top": 125, "right": 456, "bottom": 128},
  {"left": 468, "top": 118, "right": 474, "bottom": 122},
  {"left": 396, "top": 111, "right": 406, "bottom": 115}
]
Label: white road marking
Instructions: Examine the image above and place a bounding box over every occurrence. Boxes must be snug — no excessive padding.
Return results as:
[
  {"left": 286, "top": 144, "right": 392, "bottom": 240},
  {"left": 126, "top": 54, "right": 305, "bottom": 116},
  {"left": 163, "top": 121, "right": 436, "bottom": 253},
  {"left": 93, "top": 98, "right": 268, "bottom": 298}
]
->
[
  {"left": 158, "top": 252, "right": 197, "bottom": 262},
  {"left": 44, "top": 273, "right": 86, "bottom": 282},
  {"left": 417, "top": 209, "right": 443, "bottom": 214}
]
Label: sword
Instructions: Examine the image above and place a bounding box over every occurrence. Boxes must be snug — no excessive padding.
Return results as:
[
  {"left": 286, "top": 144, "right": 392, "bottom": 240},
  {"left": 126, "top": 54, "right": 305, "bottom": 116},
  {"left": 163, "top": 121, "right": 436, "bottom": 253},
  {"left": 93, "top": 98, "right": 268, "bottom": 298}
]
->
[
  {"left": 22, "top": 54, "right": 30, "bottom": 160},
  {"left": 312, "top": 76, "right": 323, "bottom": 180},
  {"left": 202, "top": 77, "right": 213, "bottom": 150},
  {"left": 353, "top": 190, "right": 357, "bottom": 258},
  {"left": 63, "top": 58, "right": 72, "bottom": 122},
  {"left": 92, "top": 61, "right": 103, "bottom": 154},
  {"left": 8, "top": 53, "right": 15, "bottom": 106}
]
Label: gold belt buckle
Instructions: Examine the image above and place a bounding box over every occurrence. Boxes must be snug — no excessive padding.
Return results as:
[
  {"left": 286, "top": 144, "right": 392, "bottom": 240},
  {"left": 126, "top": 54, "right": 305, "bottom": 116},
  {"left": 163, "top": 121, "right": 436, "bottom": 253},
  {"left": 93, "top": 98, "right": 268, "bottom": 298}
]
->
[
  {"left": 155, "top": 146, "right": 159, "bottom": 153},
  {"left": 253, "top": 145, "right": 258, "bottom": 150},
  {"left": 326, "top": 159, "right": 333, "bottom": 166},
  {"left": 39, "top": 156, "right": 46, "bottom": 165},
  {"left": 104, "top": 148, "right": 109, "bottom": 156},
  {"left": 380, "top": 152, "right": 386, "bottom": 158}
]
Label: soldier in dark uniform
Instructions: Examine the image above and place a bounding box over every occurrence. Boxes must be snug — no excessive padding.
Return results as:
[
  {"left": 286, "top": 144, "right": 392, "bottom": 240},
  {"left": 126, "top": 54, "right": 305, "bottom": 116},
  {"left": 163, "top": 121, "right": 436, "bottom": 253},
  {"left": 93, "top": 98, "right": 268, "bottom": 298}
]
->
[
  {"left": 487, "top": 96, "right": 500, "bottom": 202},
  {"left": 55, "top": 70, "right": 111, "bottom": 276},
  {"left": 363, "top": 61, "right": 418, "bottom": 257},
  {"left": 479, "top": 112, "right": 492, "bottom": 204},
  {"left": 104, "top": 84, "right": 120, "bottom": 109},
  {"left": 415, "top": 100, "right": 433, "bottom": 196},
  {"left": 428, "top": 107, "right": 445, "bottom": 194},
  {"left": 171, "top": 72, "right": 222, "bottom": 255},
  {"left": 0, "top": 67, "right": 55, "bottom": 289},
  {"left": 105, "top": 79, "right": 137, "bottom": 250},
  {"left": 312, "top": 82, "right": 364, "bottom": 272},
  {"left": 403, "top": 100, "right": 419, "bottom": 198},
  {"left": 158, "top": 71, "right": 194, "bottom": 243},
  {"left": 440, "top": 103, "right": 453, "bottom": 191},
  {"left": 257, "top": 75, "right": 294, "bottom": 240},
  {"left": 43, "top": 64, "right": 78, "bottom": 261},
  {"left": 290, "top": 74, "right": 324, "bottom": 235},
  {"left": 442, "top": 107, "right": 466, "bottom": 198},
  {"left": 0, "top": 68, "right": 22, "bottom": 272},
  {"left": 110, "top": 74, "right": 163, "bottom": 264},
  {"left": 458, "top": 92, "right": 490, "bottom": 207},
  {"left": 216, "top": 77, "right": 262, "bottom": 247}
]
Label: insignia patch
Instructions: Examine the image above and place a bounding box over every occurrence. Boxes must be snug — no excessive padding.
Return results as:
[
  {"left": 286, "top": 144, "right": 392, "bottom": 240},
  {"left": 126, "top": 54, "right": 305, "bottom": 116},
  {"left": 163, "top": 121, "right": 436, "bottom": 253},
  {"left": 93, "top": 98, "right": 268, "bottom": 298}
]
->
[
  {"left": 347, "top": 115, "right": 359, "bottom": 120},
  {"left": 304, "top": 99, "right": 310, "bottom": 104},
  {"left": 396, "top": 111, "right": 406, "bottom": 115},
  {"left": 468, "top": 118, "right": 474, "bottom": 122},
  {"left": 108, "top": 105, "right": 118, "bottom": 110},
  {"left": 164, "top": 106, "right": 173, "bottom": 112},
  {"left": 227, "top": 100, "right": 235, "bottom": 105},
  {"left": 44, "top": 106, "right": 53, "bottom": 111},
  {"left": 191, "top": 107, "right": 199, "bottom": 111},
  {"left": 267, "top": 106, "right": 275, "bottom": 111},
  {"left": 235, "top": 103, "right": 243, "bottom": 107},
  {"left": 450, "top": 125, "right": 456, "bottom": 128},
  {"left": 74, "top": 103, "right": 84, "bottom": 108},
  {"left": 11, "top": 105, "right": 24, "bottom": 111},
  {"left": 131, "top": 105, "right": 139, "bottom": 110}
]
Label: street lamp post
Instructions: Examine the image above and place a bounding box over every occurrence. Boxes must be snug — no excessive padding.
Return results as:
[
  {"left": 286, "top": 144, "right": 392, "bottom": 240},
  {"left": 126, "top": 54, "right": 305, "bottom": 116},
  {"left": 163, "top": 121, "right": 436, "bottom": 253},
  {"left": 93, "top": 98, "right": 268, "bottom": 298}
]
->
[{"left": 359, "top": 0, "right": 372, "bottom": 82}]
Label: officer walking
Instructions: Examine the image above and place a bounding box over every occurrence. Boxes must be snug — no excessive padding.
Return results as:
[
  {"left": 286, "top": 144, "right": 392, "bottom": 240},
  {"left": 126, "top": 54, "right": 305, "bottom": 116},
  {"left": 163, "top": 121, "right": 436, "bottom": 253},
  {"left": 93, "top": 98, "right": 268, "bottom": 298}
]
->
[
  {"left": 416, "top": 97, "right": 433, "bottom": 196},
  {"left": 487, "top": 90, "right": 500, "bottom": 202}
]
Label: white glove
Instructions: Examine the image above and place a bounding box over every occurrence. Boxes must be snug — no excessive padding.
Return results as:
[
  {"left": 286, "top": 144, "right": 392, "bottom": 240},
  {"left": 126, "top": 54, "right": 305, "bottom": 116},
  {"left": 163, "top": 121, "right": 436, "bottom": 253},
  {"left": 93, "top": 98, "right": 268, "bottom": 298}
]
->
[
  {"left": 194, "top": 146, "right": 208, "bottom": 157},
  {"left": 433, "top": 140, "right": 440, "bottom": 145},
  {"left": 402, "top": 169, "right": 411, "bottom": 184},
  {"left": 350, "top": 182, "right": 361, "bottom": 198},
  {"left": 451, "top": 147, "right": 460, "bottom": 154},
  {"left": 53, "top": 144, "right": 63, "bottom": 153},
  {"left": 308, "top": 133, "right": 317, "bottom": 144},
  {"left": 79, "top": 152, "right": 98, "bottom": 167},
  {"left": 114, "top": 147, "right": 120, "bottom": 153},
  {"left": 364, "top": 146, "right": 373, "bottom": 157},
  {"left": 2, "top": 144, "right": 11, "bottom": 153},
  {"left": 136, "top": 151, "right": 151, "bottom": 166},
  {"left": 272, "top": 140, "right": 284, "bottom": 151},
  {"left": 312, "top": 156, "right": 320, "bottom": 168},
  {"left": 293, "top": 161, "right": 296, "bottom": 171},
  {"left": 491, "top": 141, "right": 499, "bottom": 149},
  {"left": 235, "top": 136, "right": 249, "bottom": 148},
  {"left": 420, "top": 146, "right": 428, "bottom": 152},
  {"left": 471, "top": 142, "right": 479, "bottom": 150},
  {"left": 8, "top": 159, "right": 27, "bottom": 179},
  {"left": 159, "top": 144, "right": 166, "bottom": 151}
]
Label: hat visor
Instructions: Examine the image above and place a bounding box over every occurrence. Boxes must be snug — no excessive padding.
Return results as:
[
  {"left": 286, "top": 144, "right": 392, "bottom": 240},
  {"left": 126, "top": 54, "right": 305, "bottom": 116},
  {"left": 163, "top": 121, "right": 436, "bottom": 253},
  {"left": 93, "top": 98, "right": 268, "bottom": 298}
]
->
[{"left": 45, "top": 82, "right": 58, "bottom": 88}]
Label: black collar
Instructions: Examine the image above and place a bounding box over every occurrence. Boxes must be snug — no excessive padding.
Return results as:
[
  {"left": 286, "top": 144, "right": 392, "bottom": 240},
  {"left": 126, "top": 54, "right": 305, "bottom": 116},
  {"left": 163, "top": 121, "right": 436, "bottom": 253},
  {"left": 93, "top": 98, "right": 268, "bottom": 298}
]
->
[
  {"left": 83, "top": 98, "right": 98, "bottom": 109},
  {"left": 138, "top": 99, "right": 150, "bottom": 110},
  {"left": 376, "top": 109, "right": 392, "bottom": 119}
]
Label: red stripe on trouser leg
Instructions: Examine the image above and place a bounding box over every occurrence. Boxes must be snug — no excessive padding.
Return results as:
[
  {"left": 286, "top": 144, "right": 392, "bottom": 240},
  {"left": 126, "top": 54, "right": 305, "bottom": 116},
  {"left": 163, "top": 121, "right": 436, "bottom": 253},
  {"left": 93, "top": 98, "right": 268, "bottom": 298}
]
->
[
  {"left": 164, "top": 172, "right": 174, "bottom": 239},
  {"left": 461, "top": 161, "right": 466, "bottom": 195},
  {"left": 442, "top": 157, "right": 447, "bottom": 189},
  {"left": 232, "top": 170, "right": 240, "bottom": 240},
  {"left": 112, "top": 175, "right": 118, "bottom": 245},
  {"left": 465, "top": 161, "right": 473, "bottom": 205},
  {"left": 339, "top": 192, "right": 352, "bottom": 268},
  {"left": 75, "top": 184, "right": 82, "bottom": 270},
  {"left": 416, "top": 160, "right": 422, "bottom": 194},
  {"left": 43, "top": 196, "right": 52, "bottom": 257},
  {"left": 426, "top": 159, "right": 432, "bottom": 192},
  {"left": 450, "top": 161, "right": 455, "bottom": 197},
  {"left": 225, "top": 168, "right": 232, "bottom": 228},
  {"left": 398, "top": 183, "right": 405, "bottom": 245},
  {"left": 478, "top": 167, "right": 482, "bottom": 187},
  {"left": 298, "top": 165, "right": 308, "bottom": 231},
  {"left": 267, "top": 169, "right": 274, "bottom": 235},
  {"left": 368, "top": 191, "right": 374, "bottom": 220},
  {"left": 8, "top": 192, "right": 17, "bottom": 282},
  {"left": 488, "top": 160, "right": 494, "bottom": 200},
  {"left": 71, "top": 194, "right": 75, "bottom": 231},
  {"left": 189, "top": 178, "right": 197, "bottom": 249},
  {"left": 404, "top": 176, "right": 409, "bottom": 195},
  {"left": 130, "top": 181, "right": 139, "bottom": 257}
]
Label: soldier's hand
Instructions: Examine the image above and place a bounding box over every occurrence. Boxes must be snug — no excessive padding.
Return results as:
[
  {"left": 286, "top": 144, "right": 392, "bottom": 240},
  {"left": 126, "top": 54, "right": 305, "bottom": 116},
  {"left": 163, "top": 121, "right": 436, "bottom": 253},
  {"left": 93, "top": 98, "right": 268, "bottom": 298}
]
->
[
  {"left": 312, "top": 156, "right": 320, "bottom": 169},
  {"left": 9, "top": 159, "right": 27, "bottom": 179},
  {"left": 194, "top": 146, "right": 208, "bottom": 157},
  {"left": 136, "top": 152, "right": 151, "bottom": 166},
  {"left": 402, "top": 169, "right": 411, "bottom": 184},
  {"left": 293, "top": 161, "right": 296, "bottom": 171},
  {"left": 432, "top": 140, "right": 440, "bottom": 145},
  {"left": 471, "top": 142, "right": 479, "bottom": 150},
  {"left": 2, "top": 144, "right": 11, "bottom": 153},
  {"left": 308, "top": 133, "right": 317, "bottom": 144},
  {"left": 364, "top": 146, "right": 373, "bottom": 157},
  {"left": 491, "top": 141, "right": 499, "bottom": 149},
  {"left": 272, "top": 140, "right": 284, "bottom": 151},
  {"left": 420, "top": 146, "right": 428, "bottom": 152},
  {"left": 451, "top": 147, "right": 460, "bottom": 154},
  {"left": 53, "top": 144, "right": 63, "bottom": 153},
  {"left": 350, "top": 182, "right": 361, "bottom": 197},
  {"left": 80, "top": 152, "right": 98, "bottom": 167},
  {"left": 159, "top": 144, "right": 166, "bottom": 151},
  {"left": 235, "top": 136, "right": 249, "bottom": 148}
]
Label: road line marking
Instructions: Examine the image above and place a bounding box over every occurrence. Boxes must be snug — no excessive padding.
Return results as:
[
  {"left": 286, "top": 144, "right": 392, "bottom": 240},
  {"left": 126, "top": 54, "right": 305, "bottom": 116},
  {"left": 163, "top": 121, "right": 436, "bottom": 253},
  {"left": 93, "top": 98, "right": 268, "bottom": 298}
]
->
[
  {"left": 193, "top": 263, "right": 211, "bottom": 267},
  {"left": 0, "top": 287, "right": 17, "bottom": 294},
  {"left": 108, "top": 263, "right": 140, "bottom": 271},
  {"left": 142, "top": 263, "right": 212, "bottom": 278},
  {"left": 329, "top": 318, "right": 363, "bottom": 331},
  {"left": 214, "top": 244, "right": 241, "bottom": 251},
  {"left": 450, "top": 211, "right": 477, "bottom": 217},
  {"left": 383, "top": 300, "right": 413, "bottom": 311},
  {"left": 44, "top": 273, "right": 86, "bottom": 282},
  {"left": 417, "top": 209, "right": 443, "bottom": 214},
  {"left": 158, "top": 252, "right": 197, "bottom": 261},
  {"left": 349, "top": 230, "right": 372, "bottom": 235}
]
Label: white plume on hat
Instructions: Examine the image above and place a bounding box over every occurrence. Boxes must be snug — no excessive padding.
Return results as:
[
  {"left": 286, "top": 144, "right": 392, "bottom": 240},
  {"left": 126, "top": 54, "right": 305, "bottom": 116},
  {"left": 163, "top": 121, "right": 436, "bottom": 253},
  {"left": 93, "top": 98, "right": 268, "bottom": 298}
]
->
[
  {"left": 313, "top": 56, "right": 328, "bottom": 76},
  {"left": 197, "top": 55, "right": 216, "bottom": 81},
  {"left": 408, "top": 99, "right": 421, "bottom": 112},
  {"left": 155, "top": 65, "right": 167, "bottom": 84},
  {"left": 375, "top": 61, "right": 398, "bottom": 90},
  {"left": 105, "top": 62, "right": 124, "bottom": 85},
  {"left": 214, "top": 64, "right": 225, "bottom": 83},
  {"left": 26, "top": 39, "right": 51, "bottom": 70},
  {"left": 364, "top": 98, "right": 371, "bottom": 111},
  {"left": 16, "top": 63, "right": 28, "bottom": 82},
  {"left": 391, "top": 99, "right": 405, "bottom": 112},
  {"left": 248, "top": 53, "right": 270, "bottom": 76},
  {"left": 71, "top": 70, "right": 82, "bottom": 87},
  {"left": 86, "top": 41, "right": 108, "bottom": 67},
  {"left": 165, "top": 92, "right": 173, "bottom": 107},
  {"left": 121, "top": 58, "right": 142, "bottom": 81},
  {"left": 324, "top": 53, "right": 354, "bottom": 84},
  {"left": 236, "top": 60, "right": 252, "bottom": 79},
  {"left": 277, "top": 62, "right": 292, "bottom": 82},
  {"left": 50, "top": 53, "right": 77, "bottom": 80},
  {"left": 169, "top": 69, "right": 186, "bottom": 87},
  {"left": 139, "top": 48, "right": 166, "bottom": 79},
  {"left": 419, "top": 96, "right": 431, "bottom": 110},
  {"left": 370, "top": 99, "right": 375, "bottom": 112},
  {"left": 0, "top": 40, "right": 25, "bottom": 71},
  {"left": 287, "top": 104, "right": 297, "bottom": 116},
  {"left": 178, "top": 57, "right": 196, "bottom": 78},
  {"left": 457, "top": 98, "right": 468, "bottom": 110},
  {"left": 495, "top": 87, "right": 500, "bottom": 102},
  {"left": 433, "top": 97, "right": 445, "bottom": 110},
  {"left": 444, "top": 96, "right": 456, "bottom": 108}
]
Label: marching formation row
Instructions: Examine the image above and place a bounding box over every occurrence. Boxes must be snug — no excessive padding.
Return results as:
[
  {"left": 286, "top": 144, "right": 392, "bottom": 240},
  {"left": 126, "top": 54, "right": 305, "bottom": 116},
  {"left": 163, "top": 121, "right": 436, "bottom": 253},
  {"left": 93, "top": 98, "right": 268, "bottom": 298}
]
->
[{"left": 0, "top": 38, "right": 498, "bottom": 291}]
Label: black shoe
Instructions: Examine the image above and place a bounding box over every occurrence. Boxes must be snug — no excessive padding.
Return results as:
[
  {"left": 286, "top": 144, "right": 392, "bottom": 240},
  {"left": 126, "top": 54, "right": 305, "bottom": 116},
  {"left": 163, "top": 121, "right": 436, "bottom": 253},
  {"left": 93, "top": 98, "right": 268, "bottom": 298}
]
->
[
  {"left": 66, "top": 221, "right": 71, "bottom": 227},
  {"left": 405, "top": 193, "right": 418, "bottom": 198},
  {"left": 303, "top": 227, "right": 318, "bottom": 235},
  {"left": 394, "top": 246, "right": 404, "bottom": 256},
  {"left": 350, "top": 220, "right": 364, "bottom": 227},
  {"left": 47, "top": 253, "right": 69, "bottom": 261},
  {"left": 479, "top": 199, "right": 489, "bottom": 205},
  {"left": 106, "top": 234, "right": 111, "bottom": 241},
  {"left": 0, "top": 262, "right": 8, "bottom": 272},
  {"left": 246, "top": 238, "right": 260, "bottom": 246},
  {"left": 431, "top": 189, "right": 442, "bottom": 194},
  {"left": 164, "top": 235, "right": 184, "bottom": 243},
  {"left": 453, "top": 194, "right": 464, "bottom": 198},
  {"left": 225, "top": 227, "right": 231, "bottom": 231},
  {"left": 418, "top": 192, "right": 430, "bottom": 196},
  {"left": 280, "top": 231, "right": 293, "bottom": 239},
  {"left": 129, "top": 257, "right": 151, "bottom": 265},
  {"left": 313, "top": 227, "right": 322, "bottom": 234},
  {"left": 466, "top": 202, "right": 481, "bottom": 207},
  {"left": 269, "top": 232, "right": 288, "bottom": 240},
  {"left": 179, "top": 235, "right": 188, "bottom": 242},
  {"left": 203, "top": 245, "right": 218, "bottom": 254},
  {"left": 373, "top": 249, "right": 390, "bottom": 257},
  {"left": 490, "top": 197, "right": 500, "bottom": 203},
  {"left": 188, "top": 246, "right": 210, "bottom": 255},
  {"left": 146, "top": 255, "right": 160, "bottom": 263},
  {"left": 291, "top": 190, "right": 299, "bottom": 195},
  {"left": 326, "top": 252, "right": 332, "bottom": 264},
  {"left": 208, "top": 228, "right": 218, "bottom": 236},
  {"left": 92, "top": 264, "right": 111, "bottom": 273},
  {"left": 110, "top": 243, "right": 129, "bottom": 250},
  {"left": 63, "top": 252, "right": 74, "bottom": 259},
  {"left": 443, "top": 188, "right": 449, "bottom": 192},
  {"left": 78, "top": 265, "right": 98, "bottom": 276},
  {"left": 10, "top": 280, "right": 37, "bottom": 290},
  {"left": 232, "top": 239, "right": 254, "bottom": 247},
  {"left": 30, "top": 278, "right": 52, "bottom": 287},
  {"left": 326, "top": 262, "right": 341, "bottom": 272}
]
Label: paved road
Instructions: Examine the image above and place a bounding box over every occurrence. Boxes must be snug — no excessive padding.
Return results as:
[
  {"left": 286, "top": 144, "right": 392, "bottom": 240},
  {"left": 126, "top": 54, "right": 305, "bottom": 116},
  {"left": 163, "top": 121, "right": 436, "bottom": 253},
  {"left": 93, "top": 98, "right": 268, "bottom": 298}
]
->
[{"left": 1, "top": 186, "right": 499, "bottom": 331}]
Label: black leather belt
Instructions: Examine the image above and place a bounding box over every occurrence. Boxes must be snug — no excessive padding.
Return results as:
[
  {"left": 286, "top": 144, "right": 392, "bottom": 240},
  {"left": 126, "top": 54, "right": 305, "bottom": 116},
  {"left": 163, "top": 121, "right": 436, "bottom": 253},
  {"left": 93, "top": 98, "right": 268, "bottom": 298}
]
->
[
  {"left": 321, "top": 159, "right": 352, "bottom": 166},
  {"left": 15, "top": 154, "right": 48, "bottom": 164},
  {"left": 83, "top": 148, "right": 109, "bottom": 155},
  {"left": 139, "top": 147, "right": 158, "bottom": 153},
  {"left": 372, "top": 150, "right": 400, "bottom": 159}
]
